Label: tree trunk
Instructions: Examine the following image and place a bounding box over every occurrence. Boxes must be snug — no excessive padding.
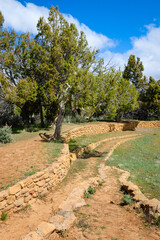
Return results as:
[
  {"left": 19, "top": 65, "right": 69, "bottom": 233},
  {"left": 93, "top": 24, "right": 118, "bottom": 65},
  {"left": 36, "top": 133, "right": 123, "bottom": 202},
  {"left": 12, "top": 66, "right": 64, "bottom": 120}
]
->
[
  {"left": 53, "top": 100, "right": 66, "bottom": 140},
  {"left": 40, "top": 102, "right": 45, "bottom": 128}
]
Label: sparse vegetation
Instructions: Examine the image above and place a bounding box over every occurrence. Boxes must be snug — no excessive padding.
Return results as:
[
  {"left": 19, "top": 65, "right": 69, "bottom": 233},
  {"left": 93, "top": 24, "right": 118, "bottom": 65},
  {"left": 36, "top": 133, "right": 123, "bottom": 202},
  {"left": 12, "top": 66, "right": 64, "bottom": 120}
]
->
[
  {"left": 0, "top": 126, "right": 12, "bottom": 143},
  {"left": 122, "top": 194, "right": 132, "bottom": 206},
  {"left": 1, "top": 212, "right": 7, "bottom": 221}
]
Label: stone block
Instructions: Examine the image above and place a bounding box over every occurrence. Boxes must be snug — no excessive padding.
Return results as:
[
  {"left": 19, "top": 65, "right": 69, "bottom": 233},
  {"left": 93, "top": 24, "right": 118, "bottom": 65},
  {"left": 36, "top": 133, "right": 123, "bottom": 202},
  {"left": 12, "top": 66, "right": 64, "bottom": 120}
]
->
[
  {"left": 21, "top": 231, "right": 42, "bottom": 240},
  {"left": 8, "top": 184, "right": 21, "bottom": 195},
  {"left": 21, "top": 188, "right": 29, "bottom": 194},
  {"left": 24, "top": 195, "right": 32, "bottom": 203},
  {"left": 4, "top": 203, "right": 14, "bottom": 212},
  {"left": 0, "top": 200, "right": 7, "bottom": 210},
  {"left": 0, "top": 190, "right": 8, "bottom": 202},
  {"left": 7, "top": 196, "right": 15, "bottom": 205},
  {"left": 14, "top": 197, "right": 24, "bottom": 207},
  {"left": 36, "top": 180, "right": 45, "bottom": 187},
  {"left": 37, "top": 222, "right": 55, "bottom": 238}
]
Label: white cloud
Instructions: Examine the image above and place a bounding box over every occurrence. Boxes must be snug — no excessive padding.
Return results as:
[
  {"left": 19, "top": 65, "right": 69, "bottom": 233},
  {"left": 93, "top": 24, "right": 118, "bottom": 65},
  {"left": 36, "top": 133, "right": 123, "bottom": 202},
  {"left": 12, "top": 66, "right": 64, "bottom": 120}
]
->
[
  {"left": 0, "top": 0, "right": 115, "bottom": 50},
  {"left": 0, "top": 0, "right": 160, "bottom": 79},
  {"left": 100, "top": 24, "right": 160, "bottom": 79},
  {"left": 0, "top": 0, "right": 49, "bottom": 33},
  {"left": 63, "top": 14, "right": 116, "bottom": 50}
]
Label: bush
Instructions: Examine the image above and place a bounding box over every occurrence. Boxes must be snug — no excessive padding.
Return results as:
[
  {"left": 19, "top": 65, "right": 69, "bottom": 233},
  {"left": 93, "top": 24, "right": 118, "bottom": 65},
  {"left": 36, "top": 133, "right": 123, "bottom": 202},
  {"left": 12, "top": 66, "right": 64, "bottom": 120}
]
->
[{"left": 0, "top": 126, "right": 12, "bottom": 143}]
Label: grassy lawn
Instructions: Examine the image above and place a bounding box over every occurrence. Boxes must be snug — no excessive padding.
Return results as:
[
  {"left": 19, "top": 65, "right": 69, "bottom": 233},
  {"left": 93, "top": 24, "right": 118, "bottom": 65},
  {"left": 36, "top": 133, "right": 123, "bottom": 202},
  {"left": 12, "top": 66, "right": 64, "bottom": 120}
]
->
[
  {"left": 106, "top": 129, "right": 160, "bottom": 200},
  {"left": 68, "top": 130, "right": 136, "bottom": 152}
]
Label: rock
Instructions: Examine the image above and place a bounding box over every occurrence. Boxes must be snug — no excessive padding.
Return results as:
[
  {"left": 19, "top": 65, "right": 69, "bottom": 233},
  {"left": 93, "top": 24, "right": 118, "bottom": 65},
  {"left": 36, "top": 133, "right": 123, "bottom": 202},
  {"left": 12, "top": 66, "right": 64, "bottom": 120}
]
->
[
  {"left": 14, "top": 197, "right": 24, "bottom": 207},
  {"left": 0, "top": 190, "right": 8, "bottom": 202},
  {"left": 49, "top": 210, "right": 76, "bottom": 231},
  {"left": 37, "top": 221, "right": 56, "bottom": 238},
  {"left": 8, "top": 184, "right": 21, "bottom": 195},
  {"left": 24, "top": 195, "right": 32, "bottom": 203},
  {"left": 7, "top": 196, "right": 15, "bottom": 205},
  {"left": 21, "top": 231, "right": 42, "bottom": 240},
  {"left": 36, "top": 180, "right": 45, "bottom": 187},
  {"left": 0, "top": 200, "right": 7, "bottom": 210}
]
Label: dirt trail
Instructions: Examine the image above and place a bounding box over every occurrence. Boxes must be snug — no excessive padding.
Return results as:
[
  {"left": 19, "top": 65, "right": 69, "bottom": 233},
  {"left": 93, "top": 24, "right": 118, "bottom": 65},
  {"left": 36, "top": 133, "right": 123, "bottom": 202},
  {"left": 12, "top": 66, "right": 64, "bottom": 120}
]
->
[
  {"left": 53, "top": 167, "right": 160, "bottom": 240},
  {"left": 0, "top": 133, "right": 160, "bottom": 240}
]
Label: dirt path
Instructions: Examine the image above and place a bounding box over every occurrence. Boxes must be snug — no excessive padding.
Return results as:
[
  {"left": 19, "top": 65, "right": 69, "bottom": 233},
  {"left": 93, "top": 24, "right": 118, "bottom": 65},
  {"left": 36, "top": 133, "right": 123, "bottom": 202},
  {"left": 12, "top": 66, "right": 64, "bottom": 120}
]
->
[{"left": 0, "top": 133, "right": 160, "bottom": 240}]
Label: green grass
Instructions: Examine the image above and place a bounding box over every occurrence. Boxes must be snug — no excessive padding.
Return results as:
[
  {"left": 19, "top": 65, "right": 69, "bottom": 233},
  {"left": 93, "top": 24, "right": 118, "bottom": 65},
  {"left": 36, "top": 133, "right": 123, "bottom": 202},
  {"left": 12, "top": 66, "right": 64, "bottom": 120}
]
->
[
  {"left": 68, "top": 131, "right": 136, "bottom": 152},
  {"left": 106, "top": 130, "right": 160, "bottom": 200},
  {"left": 43, "top": 141, "right": 63, "bottom": 164}
]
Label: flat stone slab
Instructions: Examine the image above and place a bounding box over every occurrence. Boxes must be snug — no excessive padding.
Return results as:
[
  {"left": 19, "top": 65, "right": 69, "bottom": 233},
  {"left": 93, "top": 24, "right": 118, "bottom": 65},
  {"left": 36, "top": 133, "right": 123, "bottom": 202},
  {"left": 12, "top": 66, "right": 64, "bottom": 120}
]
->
[
  {"left": 21, "top": 231, "right": 42, "bottom": 240},
  {"left": 49, "top": 210, "right": 76, "bottom": 231},
  {"left": 37, "top": 221, "right": 56, "bottom": 238}
]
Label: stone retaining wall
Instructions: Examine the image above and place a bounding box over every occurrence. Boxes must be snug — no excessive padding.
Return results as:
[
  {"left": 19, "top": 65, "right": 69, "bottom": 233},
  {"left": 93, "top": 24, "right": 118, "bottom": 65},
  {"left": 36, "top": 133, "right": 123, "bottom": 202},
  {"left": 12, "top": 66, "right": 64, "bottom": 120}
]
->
[
  {"left": 0, "top": 144, "right": 70, "bottom": 215},
  {"left": 62, "top": 121, "right": 160, "bottom": 142}
]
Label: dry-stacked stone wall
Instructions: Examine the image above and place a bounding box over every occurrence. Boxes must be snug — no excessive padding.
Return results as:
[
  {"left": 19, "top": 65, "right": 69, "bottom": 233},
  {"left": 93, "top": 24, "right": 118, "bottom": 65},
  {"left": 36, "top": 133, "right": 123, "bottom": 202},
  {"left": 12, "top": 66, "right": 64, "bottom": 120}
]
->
[
  {"left": 0, "top": 121, "right": 159, "bottom": 215},
  {"left": 0, "top": 144, "right": 70, "bottom": 215},
  {"left": 62, "top": 121, "right": 160, "bottom": 142}
]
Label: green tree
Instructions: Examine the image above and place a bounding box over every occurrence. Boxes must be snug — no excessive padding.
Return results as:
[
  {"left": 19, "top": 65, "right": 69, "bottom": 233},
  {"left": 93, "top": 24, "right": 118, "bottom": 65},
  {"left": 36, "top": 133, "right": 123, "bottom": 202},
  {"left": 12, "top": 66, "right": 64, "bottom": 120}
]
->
[
  {"left": 144, "top": 77, "right": 160, "bottom": 117},
  {"left": 123, "top": 54, "right": 146, "bottom": 91},
  {"left": 36, "top": 6, "right": 98, "bottom": 139},
  {"left": 96, "top": 69, "right": 139, "bottom": 121}
]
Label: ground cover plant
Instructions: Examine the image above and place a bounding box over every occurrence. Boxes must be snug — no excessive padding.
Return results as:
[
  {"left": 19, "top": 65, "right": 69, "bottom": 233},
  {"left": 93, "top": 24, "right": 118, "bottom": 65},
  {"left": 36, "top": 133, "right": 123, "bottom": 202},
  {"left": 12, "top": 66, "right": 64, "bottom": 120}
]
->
[{"left": 106, "top": 128, "right": 160, "bottom": 200}]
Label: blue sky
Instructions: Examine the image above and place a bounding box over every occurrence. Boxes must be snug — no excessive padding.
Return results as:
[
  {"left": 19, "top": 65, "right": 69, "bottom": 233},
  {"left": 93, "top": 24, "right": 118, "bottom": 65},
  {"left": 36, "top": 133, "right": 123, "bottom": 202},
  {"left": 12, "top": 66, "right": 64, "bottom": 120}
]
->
[{"left": 0, "top": 0, "right": 160, "bottom": 79}]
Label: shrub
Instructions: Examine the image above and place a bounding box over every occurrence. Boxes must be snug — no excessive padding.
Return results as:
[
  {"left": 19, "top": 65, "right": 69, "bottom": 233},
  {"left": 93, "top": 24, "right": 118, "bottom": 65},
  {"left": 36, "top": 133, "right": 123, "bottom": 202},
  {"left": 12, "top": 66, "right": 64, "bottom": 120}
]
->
[
  {"left": 0, "top": 126, "right": 12, "bottom": 143},
  {"left": 122, "top": 194, "right": 132, "bottom": 205},
  {"left": 1, "top": 212, "right": 7, "bottom": 221}
]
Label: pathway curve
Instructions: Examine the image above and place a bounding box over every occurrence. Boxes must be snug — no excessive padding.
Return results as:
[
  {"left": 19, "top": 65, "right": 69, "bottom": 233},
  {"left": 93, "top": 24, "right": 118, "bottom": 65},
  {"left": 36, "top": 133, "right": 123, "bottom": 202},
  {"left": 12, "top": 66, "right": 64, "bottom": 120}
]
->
[{"left": 0, "top": 133, "right": 159, "bottom": 240}]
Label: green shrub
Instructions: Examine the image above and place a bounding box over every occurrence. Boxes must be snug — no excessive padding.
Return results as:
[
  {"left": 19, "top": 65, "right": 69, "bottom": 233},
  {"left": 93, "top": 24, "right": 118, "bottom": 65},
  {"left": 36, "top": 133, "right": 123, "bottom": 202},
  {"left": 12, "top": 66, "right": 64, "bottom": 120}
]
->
[
  {"left": 122, "top": 194, "right": 132, "bottom": 205},
  {"left": 1, "top": 212, "right": 7, "bottom": 221},
  {"left": 0, "top": 126, "right": 12, "bottom": 143},
  {"left": 88, "top": 185, "right": 96, "bottom": 194}
]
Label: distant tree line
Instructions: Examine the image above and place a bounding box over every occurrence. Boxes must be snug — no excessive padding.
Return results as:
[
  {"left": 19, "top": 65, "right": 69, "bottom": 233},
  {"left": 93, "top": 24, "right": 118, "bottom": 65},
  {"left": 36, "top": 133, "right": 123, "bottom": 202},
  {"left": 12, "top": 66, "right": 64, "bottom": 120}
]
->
[{"left": 0, "top": 7, "right": 159, "bottom": 139}]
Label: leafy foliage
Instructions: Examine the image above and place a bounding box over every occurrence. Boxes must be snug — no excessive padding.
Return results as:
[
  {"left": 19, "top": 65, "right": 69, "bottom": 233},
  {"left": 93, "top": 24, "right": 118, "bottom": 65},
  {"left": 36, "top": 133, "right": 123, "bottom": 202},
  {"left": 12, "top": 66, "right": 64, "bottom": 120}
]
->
[{"left": 0, "top": 126, "right": 12, "bottom": 143}]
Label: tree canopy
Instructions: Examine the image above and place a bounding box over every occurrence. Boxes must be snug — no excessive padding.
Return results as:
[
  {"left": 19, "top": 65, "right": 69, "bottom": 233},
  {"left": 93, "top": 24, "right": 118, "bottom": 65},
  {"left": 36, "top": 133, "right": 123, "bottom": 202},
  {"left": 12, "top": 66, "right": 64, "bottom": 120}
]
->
[{"left": 0, "top": 6, "right": 151, "bottom": 139}]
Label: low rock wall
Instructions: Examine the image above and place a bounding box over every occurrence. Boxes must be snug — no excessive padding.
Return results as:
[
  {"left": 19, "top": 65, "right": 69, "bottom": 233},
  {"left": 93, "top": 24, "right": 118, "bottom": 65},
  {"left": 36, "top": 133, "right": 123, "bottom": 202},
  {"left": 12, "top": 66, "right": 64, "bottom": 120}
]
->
[
  {"left": 62, "top": 121, "right": 160, "bottom": 142},
  {"left": 0, "top": 144, "right": 70, "bottom": 215}
]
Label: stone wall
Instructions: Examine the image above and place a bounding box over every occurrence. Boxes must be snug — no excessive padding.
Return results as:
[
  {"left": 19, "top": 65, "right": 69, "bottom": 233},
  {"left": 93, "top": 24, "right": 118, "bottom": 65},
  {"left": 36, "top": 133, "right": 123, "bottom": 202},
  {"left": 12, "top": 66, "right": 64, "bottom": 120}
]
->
[
  {"left": 62, "top": 121, "right": 160, "bottom": 142},
  {"left": 0, "top": 120, "right": 159, "bottom": 215},
  {"left": 0, "top": 144, "right": 70, "bottom": 215}
]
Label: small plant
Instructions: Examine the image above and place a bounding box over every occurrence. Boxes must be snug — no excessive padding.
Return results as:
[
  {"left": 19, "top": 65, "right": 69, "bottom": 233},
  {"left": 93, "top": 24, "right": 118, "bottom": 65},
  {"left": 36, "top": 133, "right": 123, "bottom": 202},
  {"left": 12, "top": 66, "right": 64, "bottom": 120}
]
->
[
  {"left": 88, "top": 186, "right": 96, "bottom": 195},
  {"left": 1, "top": 212, "right": 7, "bottom": 221},
  {"left": 0, "top": 126, "right": 12, "bottom": 143},
  {"left": 100, "top": 225, "right": 106, "bottom": 229},
  {"left": 84, "top": 190, "right": 92, "bottom": 199},
  {"left": 122, "top": 194, "right": 132, "bottom": 206},
  {"left": 84, "top": 186, "right": 96, "bottom": 199},
  {"left": 112, "top": 238, "right": 119, "bottom": 240}
]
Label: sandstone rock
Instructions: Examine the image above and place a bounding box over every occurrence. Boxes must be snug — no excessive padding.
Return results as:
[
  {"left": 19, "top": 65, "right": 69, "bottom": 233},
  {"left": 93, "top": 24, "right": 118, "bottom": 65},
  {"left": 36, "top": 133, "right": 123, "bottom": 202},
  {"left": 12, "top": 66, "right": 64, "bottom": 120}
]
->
[
  {"left": 0, "top": 200, "right": 7, "bottom": 210},
  {"left": 0, "top": 190, "right": 8, "bottom": 202},
  {"left": 37, "top": 222, "right": 55, "bottom": 238},
  {"left": 36, "top": 180, "right": 45, "bottom": 187},
  {"left": 49, "top": 210, "right": 76, "bottom": 231},
  {"left": 24, "top": 195, "right": 32, "bottom": 203},
  {"left": 21, "top": 231, "right": 42, "bottom": 240},
  {"left": 14, "top": 197, "right": 24, "bottom": 207},
  {"left": 23, "top": 178, "right": 33, "bottom": 187},
  {"left": 21, "top": 188, "right": 29, "bottom": 194},
  {"left": 8, "top": 184, "right": 21, "bottom": 195},
  {"left": 4, "top": 203, "right": 14, "bottom": 212},
  {"left": 7, "top": 196, "right": 15, "bottom": 205}
]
